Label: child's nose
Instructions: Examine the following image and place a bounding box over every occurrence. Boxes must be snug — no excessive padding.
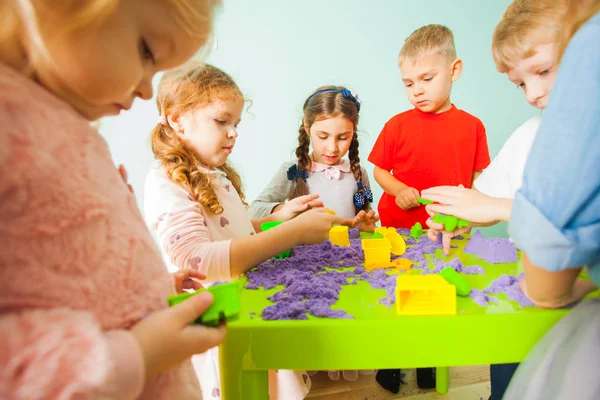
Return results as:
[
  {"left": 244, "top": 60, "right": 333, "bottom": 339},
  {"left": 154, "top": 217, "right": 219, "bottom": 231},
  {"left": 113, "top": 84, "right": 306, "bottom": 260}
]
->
[
  {"left": 413, "top": 83, "right": 424, "bottom": 96},
  {"left": 228, "top": 128, "right": 238, "bottom": 139},
  {"left": 135, "top": 75, "right": 154, "bottom": 100},
  {"left": 526, "top": 86, "right": 546, "bottom": 107},
  {"left": 329, "top": 140, "right": 339, "bottom": 151}
]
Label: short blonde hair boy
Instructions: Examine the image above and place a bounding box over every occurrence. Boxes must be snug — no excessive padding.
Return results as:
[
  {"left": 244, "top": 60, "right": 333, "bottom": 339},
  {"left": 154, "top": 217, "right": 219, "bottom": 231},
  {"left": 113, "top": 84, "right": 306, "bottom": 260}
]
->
[
  {"left": 492, "top": 0, "right": 596, "bottom": 72},
  {"left": 398, "top": 24, "right": 457, "bottom": 65}
]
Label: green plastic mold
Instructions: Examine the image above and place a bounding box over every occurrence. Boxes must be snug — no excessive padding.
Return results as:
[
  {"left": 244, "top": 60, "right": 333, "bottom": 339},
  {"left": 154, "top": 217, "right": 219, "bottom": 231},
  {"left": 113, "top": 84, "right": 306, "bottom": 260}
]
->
[
  {"left": 440, "top": 267, "right": 472, "bottom": 296},
  {"left": 260, "top": 221, "right": 291, "bottom": 259},
  {"left": 167, "top": 281, "right": 241, "bottom": 326}
]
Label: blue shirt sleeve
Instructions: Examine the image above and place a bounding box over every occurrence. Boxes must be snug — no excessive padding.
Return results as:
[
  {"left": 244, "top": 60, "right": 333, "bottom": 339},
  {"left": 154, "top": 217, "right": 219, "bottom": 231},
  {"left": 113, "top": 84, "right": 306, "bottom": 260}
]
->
[{"left": 509, "top": 12, "right": 600, "bottom": 285}]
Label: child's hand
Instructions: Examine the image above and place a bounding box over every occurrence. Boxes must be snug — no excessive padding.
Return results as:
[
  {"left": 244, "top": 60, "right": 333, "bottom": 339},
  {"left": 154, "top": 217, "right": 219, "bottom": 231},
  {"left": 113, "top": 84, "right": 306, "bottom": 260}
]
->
[
  {"left": 172, "top": 270, "right": 206, "bottom": 294},
  {"left": 118, "top": 164, "right": 134, "bottom": 194},
  {"left": 421, "top": 185, "right": 510, "bottom": 223},
  {"left": 131, "top": 291, "right": 227, "bottom": 380},
  {"left": 342, "top": 210, "right": 380, "bottom": 232},
  {"left": 395, "top": 187, "right": 420, "bottom": 210},
  {"left": 273, "top": 194, "right": 324, "bottom": 221},
  {"left": 425, "top": 208, "right": 470, "bottom": 255},
  {"left": 291, "top": 208, "right": 344, "bottom": 244}
]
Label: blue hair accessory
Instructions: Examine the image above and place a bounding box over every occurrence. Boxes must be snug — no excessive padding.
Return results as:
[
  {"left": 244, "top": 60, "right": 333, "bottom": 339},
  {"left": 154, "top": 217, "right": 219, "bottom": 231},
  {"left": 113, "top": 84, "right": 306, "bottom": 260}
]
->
[
  {"left": 353, "top": 182, "right": 373, "bottom": 208},
  {"left": 287, "top": 164, "right": 308, "bottom": 182},
  {"left": 307, "top": 88, "right": 362, "bottom": 112}
]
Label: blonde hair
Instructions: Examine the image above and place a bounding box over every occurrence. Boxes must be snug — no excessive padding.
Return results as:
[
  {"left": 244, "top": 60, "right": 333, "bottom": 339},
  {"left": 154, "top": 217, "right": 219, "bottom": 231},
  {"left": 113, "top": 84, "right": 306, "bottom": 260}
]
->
[
  {"left": 556, "top": 1, "right": 600, "bottom": 61},
  {"left": 492, "top": 0, "right": 598, "bottom": 72},
  {"left": 0, "top": 0, "right": 218, "bottom": 75},
  {"left": 399, "top": 24, "right": 457, "bottom": 66},
  {"left": 151, "top": 62, "right": 246, "bottom": 215}
]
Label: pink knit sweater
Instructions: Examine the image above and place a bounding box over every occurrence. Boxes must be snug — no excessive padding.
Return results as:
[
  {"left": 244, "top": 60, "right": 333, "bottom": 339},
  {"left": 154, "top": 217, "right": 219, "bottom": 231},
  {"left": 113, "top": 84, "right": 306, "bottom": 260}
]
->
[{"left": 0, "top": 63, "right": 201, "bottom": 399}]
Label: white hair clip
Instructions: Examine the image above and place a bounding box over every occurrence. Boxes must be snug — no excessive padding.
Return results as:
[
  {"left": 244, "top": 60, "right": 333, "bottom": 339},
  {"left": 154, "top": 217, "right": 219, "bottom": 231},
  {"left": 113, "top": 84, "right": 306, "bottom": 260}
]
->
[{"left": 157, "top": 116, "right": 168, "bottom": 126}]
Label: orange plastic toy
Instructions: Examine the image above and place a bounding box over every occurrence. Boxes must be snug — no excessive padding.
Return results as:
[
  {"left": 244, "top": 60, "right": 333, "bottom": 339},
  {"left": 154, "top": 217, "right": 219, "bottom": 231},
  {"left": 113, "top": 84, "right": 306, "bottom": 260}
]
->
[{"left": 395, "top": 275, "right": 457, "bottom": 316}]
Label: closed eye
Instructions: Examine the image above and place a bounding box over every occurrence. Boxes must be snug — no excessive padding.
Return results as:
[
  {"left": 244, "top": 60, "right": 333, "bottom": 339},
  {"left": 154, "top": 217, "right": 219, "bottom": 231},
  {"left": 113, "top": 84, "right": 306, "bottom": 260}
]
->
[
  {"left": 140, "top": 39, "right": 155, "bottom": 64},
  {"left": 538, "top": 68, "right": 550, "bottom": 76}
]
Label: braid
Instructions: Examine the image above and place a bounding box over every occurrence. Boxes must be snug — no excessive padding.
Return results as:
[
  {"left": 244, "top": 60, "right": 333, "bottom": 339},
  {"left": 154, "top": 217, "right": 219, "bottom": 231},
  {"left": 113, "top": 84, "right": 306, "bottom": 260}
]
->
[
  {"left": 348, "top": 132, "right": 370, "bottom": 212},
  {"left": 289, "top": 124, "right": 311, "bottom": 200},
  {"left": 348, "top": 133, "right": 362, "bottom": 184}
]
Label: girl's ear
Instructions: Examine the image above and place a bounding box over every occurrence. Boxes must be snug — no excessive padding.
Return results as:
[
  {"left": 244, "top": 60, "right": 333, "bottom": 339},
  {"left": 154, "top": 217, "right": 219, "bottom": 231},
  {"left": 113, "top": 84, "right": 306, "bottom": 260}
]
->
[
  {"left": 304, "top": 123, "right": 311, "bottom": 137},
  {"left": 167, "top": 113, "right": 185, "bottom": 137}
]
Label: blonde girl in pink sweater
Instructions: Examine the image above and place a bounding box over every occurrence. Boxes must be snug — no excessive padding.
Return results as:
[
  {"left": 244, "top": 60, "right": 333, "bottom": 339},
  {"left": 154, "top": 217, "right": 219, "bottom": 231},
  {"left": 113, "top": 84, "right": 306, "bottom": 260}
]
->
[
  {"left": 143, "top": 62, "right": 343, "bottom": 399},
  {"left": 0, "top": 1, "right": 228, "bottom": 399}
]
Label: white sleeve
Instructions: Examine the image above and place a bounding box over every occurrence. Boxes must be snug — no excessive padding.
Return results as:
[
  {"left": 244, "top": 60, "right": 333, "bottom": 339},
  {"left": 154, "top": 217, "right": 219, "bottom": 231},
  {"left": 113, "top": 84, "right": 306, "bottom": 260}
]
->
[{"left": 474, "top": 116, "right": 540, "bottom": 199}]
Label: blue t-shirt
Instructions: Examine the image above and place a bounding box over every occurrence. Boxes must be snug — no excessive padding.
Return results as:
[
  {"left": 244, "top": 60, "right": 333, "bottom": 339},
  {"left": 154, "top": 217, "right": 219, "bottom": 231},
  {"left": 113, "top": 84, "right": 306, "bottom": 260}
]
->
[{"left": 509, "top": 11, "right": 600, "bottom": 285}]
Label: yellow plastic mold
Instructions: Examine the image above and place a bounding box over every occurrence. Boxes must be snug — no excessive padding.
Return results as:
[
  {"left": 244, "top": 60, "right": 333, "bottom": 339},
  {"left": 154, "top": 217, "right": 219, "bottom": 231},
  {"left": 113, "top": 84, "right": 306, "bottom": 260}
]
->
[
  {"left": 361, "top": 238, "right": 391, "bottom": 270},
  {"left": 329, "top": 225, "right": 350, "bottom": 247},
  {"left": 396, "top": 275, "right": 456, "bottom": 316},
  {"left": 374, "top": 227, "right": 406, "bottom": 256}
]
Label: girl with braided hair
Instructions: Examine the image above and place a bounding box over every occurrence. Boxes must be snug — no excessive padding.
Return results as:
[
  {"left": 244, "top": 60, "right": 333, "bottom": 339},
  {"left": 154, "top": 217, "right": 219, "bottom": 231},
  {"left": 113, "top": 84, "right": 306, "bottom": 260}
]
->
[{"left": 249, "top": 86, "right": 379, "bottom": 232}]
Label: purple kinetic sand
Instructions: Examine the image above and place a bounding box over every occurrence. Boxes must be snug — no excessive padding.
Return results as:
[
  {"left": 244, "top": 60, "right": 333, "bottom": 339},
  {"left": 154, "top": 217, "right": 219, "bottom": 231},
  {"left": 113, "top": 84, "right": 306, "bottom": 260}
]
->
[
  {"left": 246, "top": 227, "right": 503, "bottom": 320},
  {"left": 247, "top": 231, "right": 379, "bottom": 320},
  {"left": 464, "top": 231, "right": 518, "bottom": 264},
  {"left": 420, "top": 257, "right": 484, "bottom": 275},
  {"left": 469, "top": 289, "right": 499, "bottom": 307},
  {"left": 365, "top": 269, "right": 397, "bottom": 307},
  {"left": 396, "top": 228, "right": 411, "bottom": 237},
  {"left": 484, "top": 273, "right": 534, "bottom": 307}
]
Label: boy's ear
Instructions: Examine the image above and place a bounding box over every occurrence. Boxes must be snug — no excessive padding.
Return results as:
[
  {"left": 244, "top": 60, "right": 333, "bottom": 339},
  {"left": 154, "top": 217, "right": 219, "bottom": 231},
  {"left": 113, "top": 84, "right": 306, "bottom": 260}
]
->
[
  {"left": 167, "top": 113, "right": 184, "bottom": 137},
  {"left": 450, "top": 58, "right": 463, "bottom": 82}
]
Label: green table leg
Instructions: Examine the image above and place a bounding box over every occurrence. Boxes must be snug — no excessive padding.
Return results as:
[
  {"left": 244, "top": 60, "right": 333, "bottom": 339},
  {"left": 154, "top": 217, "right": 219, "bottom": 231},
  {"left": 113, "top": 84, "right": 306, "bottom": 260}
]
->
[
  {"left": 436, "top": 366, "right": 449, "bottom": 394},
  {"left": 220, "top": 337, "right": 269, "bottom": 399}
]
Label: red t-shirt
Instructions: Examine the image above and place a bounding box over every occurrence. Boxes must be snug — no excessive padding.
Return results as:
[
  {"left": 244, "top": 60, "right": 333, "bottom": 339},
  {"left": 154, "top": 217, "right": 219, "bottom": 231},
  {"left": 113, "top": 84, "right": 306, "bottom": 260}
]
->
[{"left": 368, "top": 105, "right": 490, "bottom": 228}]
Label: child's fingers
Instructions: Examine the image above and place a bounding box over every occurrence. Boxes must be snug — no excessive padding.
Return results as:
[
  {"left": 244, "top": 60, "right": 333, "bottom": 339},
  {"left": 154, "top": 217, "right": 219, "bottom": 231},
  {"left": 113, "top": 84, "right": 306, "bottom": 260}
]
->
[
  {"left": 329, "top": 214, "right": 344, "bottom": 225},
  {"left": 426, "top": 204, "right": 453, "bottom": 215},
  {"left": 427, "top": 229, "right": 439, "bottom": 242},
  {"left": 306, "top": 200, "right": 324, "bottom": 208},
  {"left": 424, "top": 205, "right": 436, "bottom": 217},
  {"left": 442, "top": 233, "right": 452, "bottom": 255},
  {"left": 422, "top": 186, "right": 463, "bottom": 197},
  {"left": 181, "top": 323, "right": 227, "bottom": 354},
  {"left": 187, "top": 270, "right": 207, "bottom": 281},
  {"left": 425, "top": 217, "right": 444, "bottom": 231},
  {"left": 171, "top": 291, "right": 214, "bottom": 328},
  {"left": 183, "top": 278, "right": 204, "bottom": 291}
]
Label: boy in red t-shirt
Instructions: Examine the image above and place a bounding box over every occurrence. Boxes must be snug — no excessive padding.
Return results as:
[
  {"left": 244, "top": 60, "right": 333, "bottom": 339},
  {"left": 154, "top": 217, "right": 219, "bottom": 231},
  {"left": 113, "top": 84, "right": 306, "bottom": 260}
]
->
[{"left": 369, "top": 24, "right": 490, "bottom": 229}]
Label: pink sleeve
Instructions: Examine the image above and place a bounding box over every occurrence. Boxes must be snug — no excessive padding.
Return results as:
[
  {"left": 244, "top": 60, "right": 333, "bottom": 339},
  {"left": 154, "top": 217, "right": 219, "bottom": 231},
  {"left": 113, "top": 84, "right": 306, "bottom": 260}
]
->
[
  {"left": 0, "top": 308, "right": 144, "bottom": 400},
  {"left": 144, "top": 168, "right": 232, "bottom": 281}
]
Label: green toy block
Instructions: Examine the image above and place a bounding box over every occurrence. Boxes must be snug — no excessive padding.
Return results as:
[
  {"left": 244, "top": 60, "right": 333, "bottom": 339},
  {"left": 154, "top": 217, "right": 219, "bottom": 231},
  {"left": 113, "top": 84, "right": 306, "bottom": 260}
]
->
[
  {"left": 260, "top": 221, "right": 292, "bottom": 259},
  {"left": 167, "top": 281, "right": 241, "bottom": 326},
  {"left": 409, "top": 222, "right": 423, "bottom": 239},
  {"left": 432, "top": 213, "right": 469, "bottom": 232},
  {"left": 440, "top": 267, "right": 471, "bottom": 297},
  {"left": 416, "top": 197, "right": 433, "bottom": 205}
]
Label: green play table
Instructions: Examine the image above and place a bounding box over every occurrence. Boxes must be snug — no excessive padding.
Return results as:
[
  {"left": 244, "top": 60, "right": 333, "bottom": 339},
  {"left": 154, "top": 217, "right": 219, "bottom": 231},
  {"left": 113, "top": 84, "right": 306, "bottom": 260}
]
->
[{"left": 218, "top": 235, "right": 599, "bottom": 399}]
